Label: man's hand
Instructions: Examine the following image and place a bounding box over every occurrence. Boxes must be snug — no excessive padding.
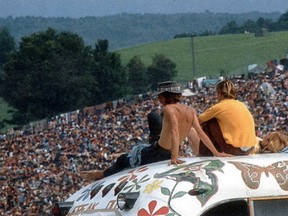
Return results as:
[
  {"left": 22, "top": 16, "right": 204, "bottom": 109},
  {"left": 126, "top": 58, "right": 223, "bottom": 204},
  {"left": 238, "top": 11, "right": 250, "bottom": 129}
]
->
[
  {"left": 169, "top": 158, "right": 186, "bottom": 165},
  {"left": 214, "top": 152, "right": 233, "bottom": 157}
]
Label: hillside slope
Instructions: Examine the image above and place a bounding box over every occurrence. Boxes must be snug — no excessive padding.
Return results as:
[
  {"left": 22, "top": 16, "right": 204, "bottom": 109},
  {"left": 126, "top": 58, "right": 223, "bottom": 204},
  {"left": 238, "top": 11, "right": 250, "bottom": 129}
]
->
[
  {"left": 118, "top": 31, "right": 288, "bottom": 80},
  {"left": 0, "top": 12, "right": 280, "bottom": 50}
]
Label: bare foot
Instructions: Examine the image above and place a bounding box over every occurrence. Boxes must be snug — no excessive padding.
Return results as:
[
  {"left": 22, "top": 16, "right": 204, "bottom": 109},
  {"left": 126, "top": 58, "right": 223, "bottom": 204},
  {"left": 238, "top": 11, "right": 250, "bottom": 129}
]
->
[{"left": 81, "top": 170, "right": 104, "bottom": 181}]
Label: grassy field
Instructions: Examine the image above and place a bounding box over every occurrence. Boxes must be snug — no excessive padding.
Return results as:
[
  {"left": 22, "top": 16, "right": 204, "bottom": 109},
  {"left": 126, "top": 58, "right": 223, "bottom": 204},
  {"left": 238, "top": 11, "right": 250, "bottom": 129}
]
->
[
  {"left": 1, "top": 31, "right": 288, "bottom": 131},
  {"left": 117, "top": 31, "right": 288, "bottom": 81}
]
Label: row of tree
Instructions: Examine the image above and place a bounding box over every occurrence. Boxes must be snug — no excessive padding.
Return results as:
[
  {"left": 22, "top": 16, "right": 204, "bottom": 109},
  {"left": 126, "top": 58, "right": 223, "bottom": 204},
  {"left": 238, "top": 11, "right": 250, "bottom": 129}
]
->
[
  {"left": 0, "top": 11, "right": 281, "bottom": 50},
  {"left": 1, "top": 10, "right": 288, "bottom": 127},
  {"left": 174, "top": 11, "right": 288, "bottom": 38},
  {"left": 0, "top": 28, "right": 177, "bottom": 127},
  {"left": 219, "top": 11, "right": 288, "bottom": 35}
]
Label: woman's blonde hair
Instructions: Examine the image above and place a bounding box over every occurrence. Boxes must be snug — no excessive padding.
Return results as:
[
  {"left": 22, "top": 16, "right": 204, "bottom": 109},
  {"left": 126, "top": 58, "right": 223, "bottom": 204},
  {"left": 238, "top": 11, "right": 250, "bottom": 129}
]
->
[{"left": 216, "top": 80, "right": 236, "bottom": 99}]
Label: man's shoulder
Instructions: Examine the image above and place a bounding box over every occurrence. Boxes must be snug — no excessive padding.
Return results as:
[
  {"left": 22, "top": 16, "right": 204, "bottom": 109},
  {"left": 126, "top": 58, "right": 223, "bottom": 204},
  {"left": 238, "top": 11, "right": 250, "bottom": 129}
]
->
[
  {"left": 164, "top": 103, "right": 194, "bottom": 113},
  {"left": 165, "top": 103, "right": 192, "bottom": 108}
]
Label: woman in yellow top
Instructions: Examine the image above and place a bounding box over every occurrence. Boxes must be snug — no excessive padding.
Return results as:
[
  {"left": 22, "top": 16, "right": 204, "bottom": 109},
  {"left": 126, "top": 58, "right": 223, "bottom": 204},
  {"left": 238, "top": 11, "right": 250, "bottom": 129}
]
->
[{"left": 189, "top": 80, "right": 257, "bottom": 155}]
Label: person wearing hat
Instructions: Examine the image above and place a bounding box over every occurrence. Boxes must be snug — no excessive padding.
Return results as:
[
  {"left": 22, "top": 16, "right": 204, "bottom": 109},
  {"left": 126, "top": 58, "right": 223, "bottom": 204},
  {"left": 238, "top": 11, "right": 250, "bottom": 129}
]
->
[{"left": 81, "top": 81, "right": 231, "bottom": 181}]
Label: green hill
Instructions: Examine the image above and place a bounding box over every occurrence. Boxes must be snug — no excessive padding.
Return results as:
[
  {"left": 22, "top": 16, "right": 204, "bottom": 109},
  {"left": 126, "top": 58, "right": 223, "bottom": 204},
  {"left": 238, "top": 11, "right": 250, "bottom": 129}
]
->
[
  {"left": 1, "top": 31, "right": 288, "bottom": 131},
  {"left": 0, "top": 12, "right": 280, "bottom": 50},
  {"left": 117, "top": 31, "right": 288, "bottom": 81}
]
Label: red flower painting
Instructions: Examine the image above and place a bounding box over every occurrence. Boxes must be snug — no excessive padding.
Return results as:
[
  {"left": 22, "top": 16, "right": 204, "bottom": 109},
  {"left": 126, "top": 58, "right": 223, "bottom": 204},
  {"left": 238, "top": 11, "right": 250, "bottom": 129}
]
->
[
  {"left": 118, "top": 166, "right": 149, "bottom": 183},
  {"left": 137, "top": 200, "right": 169, "bottom": 216}
]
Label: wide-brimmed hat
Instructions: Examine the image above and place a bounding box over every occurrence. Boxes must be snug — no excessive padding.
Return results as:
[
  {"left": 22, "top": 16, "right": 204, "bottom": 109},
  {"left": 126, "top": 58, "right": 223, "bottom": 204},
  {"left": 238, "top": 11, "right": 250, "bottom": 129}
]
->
[{"left": 157, "top": 81, "right": 183, "bottom": 94}]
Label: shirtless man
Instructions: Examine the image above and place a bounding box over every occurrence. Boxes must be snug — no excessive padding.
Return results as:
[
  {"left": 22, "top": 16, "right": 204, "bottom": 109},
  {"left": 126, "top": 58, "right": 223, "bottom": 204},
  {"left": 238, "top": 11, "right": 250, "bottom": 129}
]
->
[{"left": 81, "top": 81, "right": 231, "bottom": 181}]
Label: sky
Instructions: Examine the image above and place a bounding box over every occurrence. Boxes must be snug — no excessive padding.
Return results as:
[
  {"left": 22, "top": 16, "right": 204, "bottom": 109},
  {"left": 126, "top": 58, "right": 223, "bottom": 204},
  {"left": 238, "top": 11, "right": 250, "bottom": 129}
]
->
[{"left": 0, "top": 0, "right": 288, "bottom": 18}]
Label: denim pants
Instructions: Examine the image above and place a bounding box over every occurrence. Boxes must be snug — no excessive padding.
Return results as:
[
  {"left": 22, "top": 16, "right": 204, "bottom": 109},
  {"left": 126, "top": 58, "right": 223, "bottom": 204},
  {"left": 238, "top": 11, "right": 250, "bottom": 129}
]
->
[{"left": 103, "top": 142, "right": 171, "bottom": 177}]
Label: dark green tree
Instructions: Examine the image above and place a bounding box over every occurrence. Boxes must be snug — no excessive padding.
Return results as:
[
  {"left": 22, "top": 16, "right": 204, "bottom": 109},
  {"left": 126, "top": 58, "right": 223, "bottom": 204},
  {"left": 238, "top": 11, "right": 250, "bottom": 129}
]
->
[
  {"left": 256, "top": 17, "right": 269, "bottom": 29},
  {"left": 240, "top": 19, "right": 257, "bottom": 33},
  {"left": 1, "top": 28, "right": 95, "bottom": 124},
  {"left": 147, "top": 54, "right": 177, "bottom": 90},
  {"left": 0, "top": 27, "right": 15, "bottom": 70},
  {"left": 127, "top": 55, "right": 149, "bottom": 95},
  {"left": 92, "top": 39, "right": 128, "bottom": 103},
  {"left": 277, "top": 10, "right": 288, "bottom": 30},
  {"left": 219, "top": 21, "right": 239, "bottom": 34},
  {"left": 0, "top": 27, "right": 16, "bottom": 113}
]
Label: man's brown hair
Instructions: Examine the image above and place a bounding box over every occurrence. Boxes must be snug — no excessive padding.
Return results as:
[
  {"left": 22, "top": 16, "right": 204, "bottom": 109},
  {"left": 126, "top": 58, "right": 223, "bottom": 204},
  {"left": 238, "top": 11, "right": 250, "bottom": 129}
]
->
[{"left": 159, "top": 91, "right": 182, "bottom": 104}]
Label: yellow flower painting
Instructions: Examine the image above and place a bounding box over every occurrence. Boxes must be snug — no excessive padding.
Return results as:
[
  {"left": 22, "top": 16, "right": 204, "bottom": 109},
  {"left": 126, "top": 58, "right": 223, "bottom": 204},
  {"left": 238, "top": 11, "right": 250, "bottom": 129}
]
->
[{"left": 144, "top": 180, "right": 163, "bottom": 194}]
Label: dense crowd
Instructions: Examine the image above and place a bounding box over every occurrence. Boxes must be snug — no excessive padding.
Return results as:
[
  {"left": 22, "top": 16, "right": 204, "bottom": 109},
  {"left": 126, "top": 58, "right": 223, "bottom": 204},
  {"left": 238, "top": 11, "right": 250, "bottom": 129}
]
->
[{"left": 0, "top": 64, "right": 287, "bottom": 215}]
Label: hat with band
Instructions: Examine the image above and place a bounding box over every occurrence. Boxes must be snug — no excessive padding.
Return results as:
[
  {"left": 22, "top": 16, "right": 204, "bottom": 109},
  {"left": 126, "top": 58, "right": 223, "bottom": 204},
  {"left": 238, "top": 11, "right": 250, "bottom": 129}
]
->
[{"left": 157, "top": 81, "right": 183, "bottom": 94}]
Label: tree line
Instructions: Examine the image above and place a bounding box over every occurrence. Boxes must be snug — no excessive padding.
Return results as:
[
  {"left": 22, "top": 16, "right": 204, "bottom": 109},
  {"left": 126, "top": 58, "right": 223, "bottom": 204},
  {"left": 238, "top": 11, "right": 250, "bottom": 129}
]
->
[
  {"left": 0, "top": 11, "right": 282, "bottom": 50},
  {"left": 218, "top": 11, "right": 288, "bottom": 35},
  {"left": 1, "top": 10, "right": 288, "bottom": 127},
  {"left": 174, "top": 10, "right": 288, "bottom": 38},
  {"left": 0, "top": 28, "right": 177, "bottom": 127}
]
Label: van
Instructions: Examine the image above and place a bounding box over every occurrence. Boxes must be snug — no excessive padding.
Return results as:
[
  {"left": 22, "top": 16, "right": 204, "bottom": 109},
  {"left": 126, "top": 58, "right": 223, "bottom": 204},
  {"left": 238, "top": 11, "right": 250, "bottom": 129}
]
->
[{"left": 53, "top": 153, "right": 288, "bottom": 216}]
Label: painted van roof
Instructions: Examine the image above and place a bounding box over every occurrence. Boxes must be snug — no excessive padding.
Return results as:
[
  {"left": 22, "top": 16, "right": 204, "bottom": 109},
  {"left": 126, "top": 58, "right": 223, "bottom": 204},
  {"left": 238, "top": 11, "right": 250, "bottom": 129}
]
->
[{"left": 66, "top": 153, "right": 288, "bottom": 216}]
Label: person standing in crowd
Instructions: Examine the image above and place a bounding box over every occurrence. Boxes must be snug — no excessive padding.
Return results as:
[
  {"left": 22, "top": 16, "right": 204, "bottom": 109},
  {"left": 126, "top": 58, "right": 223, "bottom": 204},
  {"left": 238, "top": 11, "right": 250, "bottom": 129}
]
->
[
  {"left": 81, "top": 81, "right": 231, "bottom": 181},
  {"left": 147, "top": 108, "right": 163, "bottom": 144},
  {"left": 189, "top": 80, "right": 257, "bottom": 156}
]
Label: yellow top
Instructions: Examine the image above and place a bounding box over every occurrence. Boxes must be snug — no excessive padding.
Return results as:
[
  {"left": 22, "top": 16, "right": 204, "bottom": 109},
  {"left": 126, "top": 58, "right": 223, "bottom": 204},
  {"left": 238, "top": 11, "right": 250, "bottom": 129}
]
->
[{"left": 199, "top": 99, "right": 256, "bottom": 148}]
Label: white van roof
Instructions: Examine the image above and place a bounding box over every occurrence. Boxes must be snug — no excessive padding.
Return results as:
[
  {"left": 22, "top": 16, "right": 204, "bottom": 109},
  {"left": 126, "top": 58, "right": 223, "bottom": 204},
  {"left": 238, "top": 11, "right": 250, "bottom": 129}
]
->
[{"left": 65, "top": 153, "right": 288, "bottom": 216}]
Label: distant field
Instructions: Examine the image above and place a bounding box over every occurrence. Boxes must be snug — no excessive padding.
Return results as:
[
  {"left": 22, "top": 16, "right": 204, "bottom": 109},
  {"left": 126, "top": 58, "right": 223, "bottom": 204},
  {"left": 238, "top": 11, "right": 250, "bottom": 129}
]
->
[
  {"left": 1, "top": 32, "right": 288, "bottom": 131},
  {"left": 117, "top": 31, "right": 288, "bottom": 81}
]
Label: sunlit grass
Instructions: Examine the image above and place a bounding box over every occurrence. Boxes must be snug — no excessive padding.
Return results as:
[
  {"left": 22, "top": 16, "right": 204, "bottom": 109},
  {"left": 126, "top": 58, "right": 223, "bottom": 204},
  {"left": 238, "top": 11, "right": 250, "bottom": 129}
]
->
[
  {"left": 1, "top": 31, "right": 288, "bottom": 131},
  {"left": 117, "top": 31, "right": 288, "bottom": 81}
]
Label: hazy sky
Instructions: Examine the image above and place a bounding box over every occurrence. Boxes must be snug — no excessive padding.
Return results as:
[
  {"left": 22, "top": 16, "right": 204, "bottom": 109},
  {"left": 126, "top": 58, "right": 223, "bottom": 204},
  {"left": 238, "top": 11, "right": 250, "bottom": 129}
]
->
[{"left": 0, "top": 0, "right": 288, "bottom": 18}]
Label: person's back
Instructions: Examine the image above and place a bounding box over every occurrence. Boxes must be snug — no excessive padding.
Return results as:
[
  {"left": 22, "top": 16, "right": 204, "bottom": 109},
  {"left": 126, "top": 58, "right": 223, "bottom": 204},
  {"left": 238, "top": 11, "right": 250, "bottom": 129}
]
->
[
  {"left": 159, "top": 103, "right": 195, "bottom": 151},
  {"left": 200, "top": 99, "right": 256, "bottom": 148},
  {"left": 197, "top": 80, "right": 257, "bottom": 155}
]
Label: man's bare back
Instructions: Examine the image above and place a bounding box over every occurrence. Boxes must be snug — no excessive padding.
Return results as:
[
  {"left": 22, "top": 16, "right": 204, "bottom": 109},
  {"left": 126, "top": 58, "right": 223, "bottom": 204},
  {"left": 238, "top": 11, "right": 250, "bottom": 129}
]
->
[
  {"left": 159, "top": 102, "right": 231, "bottom": 165},
  {"left": 158, "top": 103, "right": 195, "bottom": 163}
]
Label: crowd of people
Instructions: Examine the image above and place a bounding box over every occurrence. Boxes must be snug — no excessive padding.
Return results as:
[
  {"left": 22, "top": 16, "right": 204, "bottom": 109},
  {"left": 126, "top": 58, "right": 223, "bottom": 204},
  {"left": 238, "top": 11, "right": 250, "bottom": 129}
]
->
[{"left": 0, "top": 63, "right": 287, "bottom": 215}]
